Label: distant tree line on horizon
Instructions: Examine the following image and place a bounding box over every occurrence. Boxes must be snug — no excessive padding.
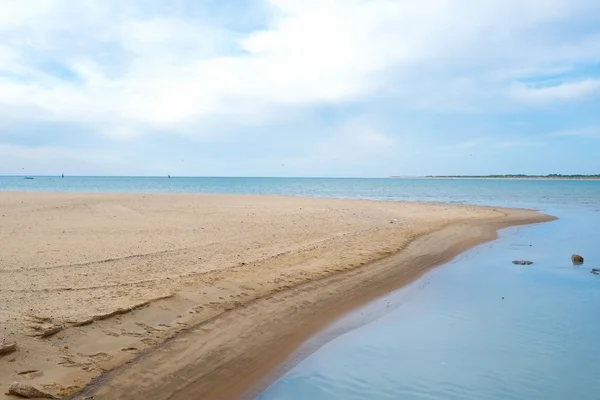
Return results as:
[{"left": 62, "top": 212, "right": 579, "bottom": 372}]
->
[{"left": 425, "top": 174, "right": 600, "bottom": 179}]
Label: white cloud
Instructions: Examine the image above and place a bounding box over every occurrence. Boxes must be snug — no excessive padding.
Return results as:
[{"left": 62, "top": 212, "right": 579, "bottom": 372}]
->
[
  {"left": 310, "top": 120, "right": 397, "bottom": 164},
  {"left": 0, "top": 143, "right": 125, "bottom": 175},
  {"left": 511, "top": 79, "right": 600, "bottom": 102},
  {"left": 440, "top": 138, "right": 487, "bottom": 152},
  {"left": 0, "top": 0, "right": 598, "bottom": 135},
  {"left": 494, "top": 139, "right": 541, "bottom": 148},
  {"left": 438, "top": 137, "right": 542, "bottom": 158},
  {"left": 553, "top": 127, "right": 600, "bottom": 137},
  {"left": 0, "top": 0, "right": 599, "bottom": 176}
]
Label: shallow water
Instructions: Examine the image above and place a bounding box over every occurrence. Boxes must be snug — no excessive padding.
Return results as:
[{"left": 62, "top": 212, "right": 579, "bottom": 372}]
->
[
  {"left": 256, "top": 205, "right": 600, "bottom": 400},
  {"left": 2, "top": 176, "right": 599, "bottom": 399}
]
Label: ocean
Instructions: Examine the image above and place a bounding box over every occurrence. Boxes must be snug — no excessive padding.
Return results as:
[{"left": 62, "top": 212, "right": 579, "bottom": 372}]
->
[
  {"left": 2, "top": 176, "right": 600, "bottom": 399},
  {"left": 2, "top": 176, "right": 600, "bottom": 210}
]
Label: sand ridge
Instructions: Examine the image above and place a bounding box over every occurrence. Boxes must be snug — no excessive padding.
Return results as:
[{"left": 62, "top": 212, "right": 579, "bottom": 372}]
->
[{"left": 0, "top": 192, "right": 554, "bottom": 399}]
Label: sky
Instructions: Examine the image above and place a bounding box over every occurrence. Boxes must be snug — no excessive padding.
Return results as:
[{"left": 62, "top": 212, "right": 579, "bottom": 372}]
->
[{"left": 1, "top": 0, "right": 599, "bottom": 177}]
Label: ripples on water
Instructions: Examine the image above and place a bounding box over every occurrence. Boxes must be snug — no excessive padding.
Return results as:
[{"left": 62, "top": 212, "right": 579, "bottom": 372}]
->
[
  {"left": 254, "top": 181, "right": 600, "bottom": 400},
  {"left": 256, "top": 212, "right": 600, "bottom": 399},
  {"left": 2, "top": 176, "right": 600, "bottom": 399},
  {"left": 1, "top": 176, "right": 599, "bottom": 210}
]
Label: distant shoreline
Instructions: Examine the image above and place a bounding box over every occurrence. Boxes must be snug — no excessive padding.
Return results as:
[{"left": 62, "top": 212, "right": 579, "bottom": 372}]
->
[
  {"left": 391, "top": 175, "right": 600, "bottom": 180},
  {"left": 2, "top": 175, "right": 600, "bottom": 181}
]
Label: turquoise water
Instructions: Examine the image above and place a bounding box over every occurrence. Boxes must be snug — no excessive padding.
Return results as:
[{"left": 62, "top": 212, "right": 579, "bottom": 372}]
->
[
  {"left": 2, "top": 176, "right": 600, "bottom": 211},
  {"left": 2, "top": 176, "right": 600, "bottom": 399}
]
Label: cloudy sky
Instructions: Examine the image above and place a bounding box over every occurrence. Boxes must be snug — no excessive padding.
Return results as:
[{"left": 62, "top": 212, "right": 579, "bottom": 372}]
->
[{"left": 1, "top": 0, "right": 599, "bottom": 177}]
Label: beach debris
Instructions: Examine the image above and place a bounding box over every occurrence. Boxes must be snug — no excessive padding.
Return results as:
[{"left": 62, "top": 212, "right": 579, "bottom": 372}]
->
[
  {"left": 8, "top": 382, "right": 56, "bottom": 399},
  {"left": 512, "top": 260, "right": 533, "bottom": 265},
  {"left": 591, "top": 269, "right": 599, "bottom": 275},
  {"left": 571, "top": 254, "right": 584, "bottom": 265},
  {"left": 390, "top": 218, "right": 398, "bottom": 224},
  {"left": 0, "top": 340, "right": 17, "bottom": 355}
]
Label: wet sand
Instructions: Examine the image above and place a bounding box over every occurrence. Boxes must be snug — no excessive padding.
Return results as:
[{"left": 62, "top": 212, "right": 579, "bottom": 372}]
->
[{"left": 0, "top": 192, "right": 554, "bottom": 399}]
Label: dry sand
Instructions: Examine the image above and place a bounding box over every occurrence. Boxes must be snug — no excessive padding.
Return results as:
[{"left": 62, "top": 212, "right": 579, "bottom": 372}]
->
[{"left": 0, "top": 192, "right": 554, "bottom": 399}]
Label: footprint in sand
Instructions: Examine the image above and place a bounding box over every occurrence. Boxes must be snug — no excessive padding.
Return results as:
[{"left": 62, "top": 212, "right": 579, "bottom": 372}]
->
[
  {"left": 122, "top": 331, "right": 144, "bottom": 337},
  {"left": 86, "top": 352, "right": 113, "bottom": 362},
  {"left": 81, "top": 364, "right": 98, "bottom": 373},
  {"left": 58, "top": 356, "right": 80, "bottom": 368},
  {"left": 135, "top": 323, "right": 160, "bottom": 333}
]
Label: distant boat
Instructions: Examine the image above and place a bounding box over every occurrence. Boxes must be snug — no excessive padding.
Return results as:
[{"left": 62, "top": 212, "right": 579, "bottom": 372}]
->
[
  {"left": 24, "top": 177, "right": 34, "bottom": 180},
  {"left": 168, "top": 174, "right": 171, "bottom": 179},
  {"left": 62, "top": 173, "right": 64, "bottom": 178}
]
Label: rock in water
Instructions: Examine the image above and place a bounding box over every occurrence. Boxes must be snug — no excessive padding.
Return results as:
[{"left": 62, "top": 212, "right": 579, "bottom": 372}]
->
[
  {"left": 0, "top": 340, "right": 17, "bottom": 355},
  {"left": 512, "top": 260, "right": 533, "bottom": 265},
  {"left": 571, "top": 254, "right": 584, "bottom": 265},
  {"left": 591, "top": 269, "right": 599, "bottom": 275},
  {"left": 8, "top": 382, "right": 56, "bottom": 399}
]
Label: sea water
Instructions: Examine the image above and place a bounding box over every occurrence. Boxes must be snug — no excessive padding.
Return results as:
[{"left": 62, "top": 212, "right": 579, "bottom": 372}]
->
[
  {"left": 249, "top": 182, "right": 600, "bottom": 400},
  {"left": 1, "top": 176, "right": 599, "bottom": 209},
  {"left": 255, "top": 209, "right": 600, "bottom": 400},
  {"left": 2, "top": 176, "right": 599, "bottom": 399}
]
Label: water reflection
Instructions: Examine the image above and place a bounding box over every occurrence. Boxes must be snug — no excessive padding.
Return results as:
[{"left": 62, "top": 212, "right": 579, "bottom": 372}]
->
[{"left": 256, "top": 209, "right": 600, "bottom": 400}]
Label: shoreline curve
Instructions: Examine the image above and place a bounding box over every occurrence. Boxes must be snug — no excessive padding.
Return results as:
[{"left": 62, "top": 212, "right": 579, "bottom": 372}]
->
[{"left": 76, "top": 207, "right": 555, "bottom": 400}]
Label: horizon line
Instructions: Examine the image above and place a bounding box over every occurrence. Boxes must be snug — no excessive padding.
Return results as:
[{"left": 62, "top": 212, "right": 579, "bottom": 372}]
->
[{"left": 1, "top": 174, "right": 600, "bottom": 179}]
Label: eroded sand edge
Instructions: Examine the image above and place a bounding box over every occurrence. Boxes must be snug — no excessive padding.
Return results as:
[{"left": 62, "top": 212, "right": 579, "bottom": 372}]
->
[{"left": 0, "top": 192, "right": 554, "bottom": 399}]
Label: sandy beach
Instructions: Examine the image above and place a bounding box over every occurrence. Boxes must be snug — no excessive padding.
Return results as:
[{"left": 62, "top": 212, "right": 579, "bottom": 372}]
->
[{"left": 0, "top": 192, "right": 553, "bottom": 399}]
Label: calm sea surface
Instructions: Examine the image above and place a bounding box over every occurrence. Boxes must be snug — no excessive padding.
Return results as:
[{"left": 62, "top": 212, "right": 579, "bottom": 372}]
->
[
  {"left": 1, "top": 176, "right": 599, "bottom": 210},
  {"left": 2, "top": 176, "right": 600, "bottom": 399}
]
